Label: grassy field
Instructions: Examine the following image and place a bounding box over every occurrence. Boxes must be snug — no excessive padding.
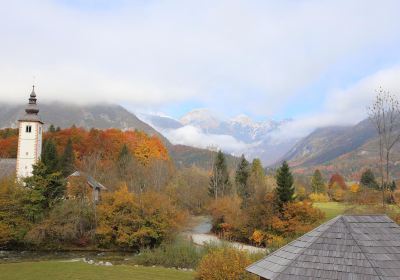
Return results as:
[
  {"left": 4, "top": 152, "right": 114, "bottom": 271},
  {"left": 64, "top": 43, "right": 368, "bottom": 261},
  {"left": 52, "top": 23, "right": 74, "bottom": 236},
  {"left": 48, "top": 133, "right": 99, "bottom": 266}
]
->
[
  {"left": 314, "top": 202, "right": 400, "bottom": 221},
  {"left": 0, "top": 261, "right": 194, "bottom": 280},
  {"left": 313, "top": 202, "right": 349, "bottom": 220}
]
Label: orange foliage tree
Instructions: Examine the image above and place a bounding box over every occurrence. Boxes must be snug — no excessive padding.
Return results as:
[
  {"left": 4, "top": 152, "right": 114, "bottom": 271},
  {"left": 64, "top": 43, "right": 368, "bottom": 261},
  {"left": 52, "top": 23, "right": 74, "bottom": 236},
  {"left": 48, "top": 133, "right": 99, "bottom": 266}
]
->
[{"left": 271, "top": 201, "right": 324, "bottom": 237}]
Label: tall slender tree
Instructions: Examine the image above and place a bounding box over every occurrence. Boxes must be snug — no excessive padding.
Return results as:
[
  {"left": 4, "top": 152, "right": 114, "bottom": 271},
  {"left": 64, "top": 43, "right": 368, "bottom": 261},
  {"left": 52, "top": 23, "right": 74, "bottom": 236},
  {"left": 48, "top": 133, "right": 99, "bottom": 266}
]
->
[
  {"left": 368, "top": 88, "right": 400, "bottom": 205},
  {"left": 209, "top": 151, "right": 230, "bottom": 200},
  {"left": 275, "top": 161, "right": 295, "bottom": 208},
  {"left": 60, "top": 138, "right": 75, "bottom": 177},
  {"left": 235, "top": 155, "right": 252, "bottom": 207},
  {"left": 311, "top": 169, "right": 325, "bottom": 193}
]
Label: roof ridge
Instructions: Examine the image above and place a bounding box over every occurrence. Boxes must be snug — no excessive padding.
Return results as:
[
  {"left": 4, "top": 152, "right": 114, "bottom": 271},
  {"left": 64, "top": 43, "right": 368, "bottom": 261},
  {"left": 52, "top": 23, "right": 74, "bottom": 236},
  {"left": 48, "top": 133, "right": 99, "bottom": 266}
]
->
[
  {"left": 341, "top": 216, "right": 383, "bottom": 280},
  {"left": 247, "top": 215, "right": 342, "bottom": 277}
]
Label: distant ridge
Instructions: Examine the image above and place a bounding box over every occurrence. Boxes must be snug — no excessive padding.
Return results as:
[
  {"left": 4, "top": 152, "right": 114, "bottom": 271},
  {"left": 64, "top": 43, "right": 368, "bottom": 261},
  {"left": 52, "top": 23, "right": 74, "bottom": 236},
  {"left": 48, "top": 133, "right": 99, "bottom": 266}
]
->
[{"left": 0, "top": 102, "right": 163, "bottom": 139}]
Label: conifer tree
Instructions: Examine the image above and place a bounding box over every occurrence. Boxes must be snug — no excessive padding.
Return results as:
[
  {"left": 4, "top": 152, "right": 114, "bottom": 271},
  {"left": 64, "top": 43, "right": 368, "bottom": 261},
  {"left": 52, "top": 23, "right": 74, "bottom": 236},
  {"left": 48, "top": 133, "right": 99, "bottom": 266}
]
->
[
  {"left": 117, "top": 144, "right": 133, "bottom": 179},
  {"left": 209, "top": 151, "right": 230, "bottom": 199},
  {"left": 275, "top": 161, "right": 295, "bottom": 207},
  {"left": 42, "top": 139, "right": 59, "bottom": 173},
  {"left": 23, "top": 161, "right": 66, "bottom": 220},
  {"left": 48, "top": 124, "right": 56, "bottom": 133},
  {"left": 235, "top": 155, "right": 252, "bottom": 207},
  {"left": 360, "top": 169, "right": 379, "bottom": 189},
  {"left": 311, "top": 169, "right": 325, "bottom": 193},
  {"left": 60, "top": 138, "right": 75, "bottom": 177}
]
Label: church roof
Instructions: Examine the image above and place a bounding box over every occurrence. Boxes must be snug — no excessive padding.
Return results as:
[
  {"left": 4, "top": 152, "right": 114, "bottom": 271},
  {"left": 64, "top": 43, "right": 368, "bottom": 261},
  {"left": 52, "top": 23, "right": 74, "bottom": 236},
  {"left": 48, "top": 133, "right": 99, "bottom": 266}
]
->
[
  {"left": 19, "top": 85, "right": 43, "bottom": 123},
  {"left": 246, "top": 215, "right": 400, "bottom": 280}
]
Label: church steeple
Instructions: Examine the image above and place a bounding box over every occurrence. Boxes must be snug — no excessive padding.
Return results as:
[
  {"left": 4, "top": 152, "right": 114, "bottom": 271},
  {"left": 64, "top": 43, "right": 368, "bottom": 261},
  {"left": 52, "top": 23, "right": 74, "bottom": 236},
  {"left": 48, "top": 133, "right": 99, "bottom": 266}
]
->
[
  {"left": 25, "top": 85, "right": 39, "bottom": 115},
  {"left": 16, "top": 85, "right": 44, "bottom": 179}
]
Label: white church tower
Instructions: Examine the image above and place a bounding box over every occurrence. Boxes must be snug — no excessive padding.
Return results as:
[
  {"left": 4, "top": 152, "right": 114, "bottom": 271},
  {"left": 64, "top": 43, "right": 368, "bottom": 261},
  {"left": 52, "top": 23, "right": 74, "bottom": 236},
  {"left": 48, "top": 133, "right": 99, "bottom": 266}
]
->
[{"left": 16, "top": 86, "right": 43, "bottom": 179}]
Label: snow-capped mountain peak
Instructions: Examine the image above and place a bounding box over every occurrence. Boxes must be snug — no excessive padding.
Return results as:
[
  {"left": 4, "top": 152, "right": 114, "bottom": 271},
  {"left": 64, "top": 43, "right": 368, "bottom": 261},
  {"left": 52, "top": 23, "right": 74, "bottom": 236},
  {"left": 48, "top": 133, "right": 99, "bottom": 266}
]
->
[
  {"left": 230, "top": 114, "right": 254, "bottom": 126},
  {"left": 180, "top": 109, "right": 221, "bottom": 129}
]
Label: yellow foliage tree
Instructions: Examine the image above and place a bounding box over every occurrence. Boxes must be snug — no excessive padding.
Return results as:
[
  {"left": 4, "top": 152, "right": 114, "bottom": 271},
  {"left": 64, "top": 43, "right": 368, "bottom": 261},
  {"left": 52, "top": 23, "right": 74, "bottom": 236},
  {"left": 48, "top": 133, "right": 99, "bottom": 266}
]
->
[
  {"left": 96, "top": 185, "right": 186, "bottom": 249},
  {"left": 350, "top": 183, "right": 360, "bottom": 193}
]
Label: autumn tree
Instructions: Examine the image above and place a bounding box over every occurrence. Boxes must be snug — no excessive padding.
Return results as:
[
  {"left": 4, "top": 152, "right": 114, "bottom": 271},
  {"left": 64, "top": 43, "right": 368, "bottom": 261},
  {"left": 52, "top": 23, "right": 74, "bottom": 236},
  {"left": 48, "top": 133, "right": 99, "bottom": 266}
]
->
[
  {"left": 60, "top": 138, "right": 75, "bottom": 177},
  {"left": 360, "top": 169, "right": 379, "bottom": 190},
  {"left": 96, "top": 185, "right": 184, "bottom": 249},
  {"left": 275, "top": 161, "right": 295, "bottom": 208},
  {"left": 248, "top": 158, "right": 266, "bottom": 192},
  {"left": 235, "top": 155, "right": 253, "bottom": 207},
  {"left": 328, "top": 173, "right": 347, "bottom": 190},
  {"left": 310, "top": 169, "right": 325, "bottom": 193},
  {"left": 0, "top": 177, "right": 31, "bottom": 247},
  {"left": 209, "top": 151, "right": 230, "bottom": 200}
]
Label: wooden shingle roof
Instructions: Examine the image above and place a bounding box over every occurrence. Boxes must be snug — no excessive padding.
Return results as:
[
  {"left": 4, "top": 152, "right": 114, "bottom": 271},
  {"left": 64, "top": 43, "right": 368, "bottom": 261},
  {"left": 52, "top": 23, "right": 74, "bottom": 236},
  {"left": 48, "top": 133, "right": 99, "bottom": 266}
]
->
[{"left": 246, "top": 215, "right": 400, "bottom": 280}]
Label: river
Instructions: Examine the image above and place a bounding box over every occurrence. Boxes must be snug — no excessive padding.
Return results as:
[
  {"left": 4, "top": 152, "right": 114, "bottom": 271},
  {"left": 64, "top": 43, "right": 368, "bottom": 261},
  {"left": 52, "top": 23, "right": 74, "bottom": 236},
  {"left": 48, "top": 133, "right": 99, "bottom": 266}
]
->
[{"left": 185, "top": 216, "right": 267, "bottom": 254}]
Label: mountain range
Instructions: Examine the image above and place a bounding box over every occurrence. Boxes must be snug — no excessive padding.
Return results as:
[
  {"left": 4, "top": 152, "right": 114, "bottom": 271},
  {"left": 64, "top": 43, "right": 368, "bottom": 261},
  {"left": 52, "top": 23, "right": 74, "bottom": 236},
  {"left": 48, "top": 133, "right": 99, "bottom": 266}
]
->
[
  {"left": 0, "top": 103, "right": 238, "bottom": 170},
  {"left": 141, "top": 109, "right": 297, "bottom": 166},
  {"left": 1, "top": 102, "right": 393, "bottom": 179}
]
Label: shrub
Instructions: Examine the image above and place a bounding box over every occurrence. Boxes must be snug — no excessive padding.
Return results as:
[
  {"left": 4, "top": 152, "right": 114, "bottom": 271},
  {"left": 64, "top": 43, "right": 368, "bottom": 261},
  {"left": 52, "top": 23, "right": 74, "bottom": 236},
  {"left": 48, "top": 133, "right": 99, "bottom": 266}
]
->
[
  {"left": 196, "top": 247, "right": 257, "bottom": 280},
  {"left": 25, "top": 199, "right": 95, "bottom": 246},
  {"left": 309, "top": 193, "right": 330, "bottom": 202},
  {"left": 134, "top": 239, "right": 203, "bottom": 268}
]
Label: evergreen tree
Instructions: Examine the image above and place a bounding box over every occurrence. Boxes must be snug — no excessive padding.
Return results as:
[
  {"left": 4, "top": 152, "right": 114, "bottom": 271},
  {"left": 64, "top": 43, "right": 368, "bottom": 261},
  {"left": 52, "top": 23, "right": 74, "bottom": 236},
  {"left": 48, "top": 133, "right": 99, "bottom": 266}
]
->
[
  {"left": 275, "top": 161, "right": 295, "bottom": 207},
  {"left": 235, "top": 155, "right": 252, "bottom": 207},
  {"left": 23, "top": 161, "right": 66, "bottom": 220},
  {"left": 209, "top": 151, "right": 230, "bottom": 199},
  {"left": 60, "top": 138, "right": 75, "bottom": 177},
  {"left": 56, "top": 126, "right": 61, "bottom": 132},
  {"left": 360, "top": 169, "right": 379, "bottom": 189},
  {"left": 42, "top": 139, "right": 59, "bottom": 173},
  {"left": 117, "top": 144, "right": 133, "bottom": 179},
  {"left": 48, "top": 124, "right": 56, "bottom": 133},
  {"left": 311, "top": 169, "right": 325, "bottom": 193},
  {"left": 389, "top": 180, "right": 397, "bottom": 192}
]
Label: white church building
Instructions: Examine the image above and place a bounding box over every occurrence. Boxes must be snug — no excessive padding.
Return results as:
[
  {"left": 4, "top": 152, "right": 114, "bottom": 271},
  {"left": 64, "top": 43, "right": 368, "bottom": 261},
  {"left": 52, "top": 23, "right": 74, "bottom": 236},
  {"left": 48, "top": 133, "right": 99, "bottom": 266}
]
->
[{"left": 16, "top": 86, "right": 43, "bottom": 179}]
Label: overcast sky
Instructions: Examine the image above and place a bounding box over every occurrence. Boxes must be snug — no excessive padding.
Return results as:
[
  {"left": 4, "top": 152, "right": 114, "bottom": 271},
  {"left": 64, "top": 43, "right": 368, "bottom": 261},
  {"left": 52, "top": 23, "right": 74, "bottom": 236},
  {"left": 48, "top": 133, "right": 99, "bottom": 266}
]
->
[{"left": 1, "top": 0, "right": 400, "bottom": 138}]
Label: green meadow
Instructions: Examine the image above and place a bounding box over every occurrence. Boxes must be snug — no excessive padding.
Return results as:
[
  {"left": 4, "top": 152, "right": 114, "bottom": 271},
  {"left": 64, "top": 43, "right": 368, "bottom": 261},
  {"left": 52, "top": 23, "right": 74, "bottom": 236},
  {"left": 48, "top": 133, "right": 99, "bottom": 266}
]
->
[{"left": 0, "top": 261, "right": 194, "bottom": 280}]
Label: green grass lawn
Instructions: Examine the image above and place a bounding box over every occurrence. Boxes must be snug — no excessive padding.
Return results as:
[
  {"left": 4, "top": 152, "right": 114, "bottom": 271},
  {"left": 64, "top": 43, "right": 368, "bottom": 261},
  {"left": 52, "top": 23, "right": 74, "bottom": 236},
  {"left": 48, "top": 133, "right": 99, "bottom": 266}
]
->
[
  {"left": 313, "top": 202, "right": 349, "bottom": 221},
  {"left": 0, "top": 261, "right": 194, "bottom": 280},
  {"left": 314, "top": 202, "right": 400, "bottom": 222}
]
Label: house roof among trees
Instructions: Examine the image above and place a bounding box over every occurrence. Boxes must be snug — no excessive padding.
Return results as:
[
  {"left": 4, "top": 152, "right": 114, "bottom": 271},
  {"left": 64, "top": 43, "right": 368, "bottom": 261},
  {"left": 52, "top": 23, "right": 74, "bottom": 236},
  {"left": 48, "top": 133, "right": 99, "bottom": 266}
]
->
[
  {"left": 247, "top": 215, "right": 400, "bottom": 280},
  {"left": 0, "top": 159, "right": 16, "bottom": 179},
  {"left": 68, "top": 171, "right": 107, "bottom": 190}
]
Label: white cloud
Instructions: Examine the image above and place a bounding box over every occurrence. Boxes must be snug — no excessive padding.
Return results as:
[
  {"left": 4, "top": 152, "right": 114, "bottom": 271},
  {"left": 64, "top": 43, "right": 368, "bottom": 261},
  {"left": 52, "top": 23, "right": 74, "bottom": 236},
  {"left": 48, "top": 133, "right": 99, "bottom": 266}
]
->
[
  {"left": 272, "top": 65, "right": 400, "bottom": 139},
  {"left": 0, "top": 0, "right": 399, "bottom": 117},
  {"left": 160, "top": 125, "right": 254, "bottom": 153}
]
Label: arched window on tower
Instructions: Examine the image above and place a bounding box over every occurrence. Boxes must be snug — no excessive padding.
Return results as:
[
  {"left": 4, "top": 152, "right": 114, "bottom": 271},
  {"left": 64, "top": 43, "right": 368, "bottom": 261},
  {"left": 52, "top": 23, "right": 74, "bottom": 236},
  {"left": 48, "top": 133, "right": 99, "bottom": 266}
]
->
[{"left": 26, "top": 125, "right": 32, "bottom": 133}]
